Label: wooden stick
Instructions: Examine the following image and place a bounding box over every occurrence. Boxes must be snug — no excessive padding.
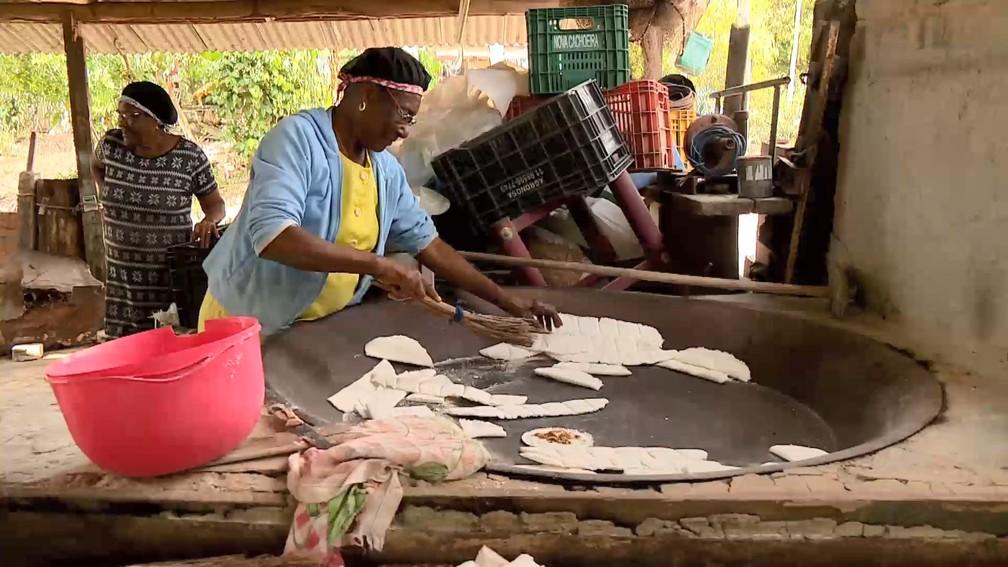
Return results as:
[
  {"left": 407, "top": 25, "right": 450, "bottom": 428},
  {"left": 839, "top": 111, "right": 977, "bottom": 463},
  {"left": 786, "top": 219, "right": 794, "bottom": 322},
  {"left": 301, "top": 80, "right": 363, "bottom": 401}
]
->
[
  {"left": 25, "top": 131, "right": 37, "bottom": 172},
  {"left": 460, "top": 251, "right": 830, "bottom": 298},
  {"left": 785, "top": 21, "right": 840, "bottom": 283}
]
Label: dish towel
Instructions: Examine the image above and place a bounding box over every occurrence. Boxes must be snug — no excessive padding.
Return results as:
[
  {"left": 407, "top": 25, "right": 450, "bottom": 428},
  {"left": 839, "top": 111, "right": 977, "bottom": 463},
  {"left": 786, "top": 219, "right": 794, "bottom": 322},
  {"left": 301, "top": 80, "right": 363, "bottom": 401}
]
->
[{"left": 284, "top": 416, "right": 489, "bottom": 565}]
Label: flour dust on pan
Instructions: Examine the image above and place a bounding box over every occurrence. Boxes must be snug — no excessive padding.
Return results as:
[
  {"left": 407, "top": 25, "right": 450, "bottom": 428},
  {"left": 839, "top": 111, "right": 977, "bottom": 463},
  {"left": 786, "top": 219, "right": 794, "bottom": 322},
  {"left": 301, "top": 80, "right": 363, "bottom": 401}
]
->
[{"left": 261, "top": 288, "right": 943, "bottom": 483}]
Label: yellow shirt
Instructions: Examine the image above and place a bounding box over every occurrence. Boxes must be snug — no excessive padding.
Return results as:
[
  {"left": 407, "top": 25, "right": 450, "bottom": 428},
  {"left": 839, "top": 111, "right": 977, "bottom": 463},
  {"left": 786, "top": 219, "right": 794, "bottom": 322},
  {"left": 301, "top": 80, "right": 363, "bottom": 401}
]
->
[{"left": 198, "top": 153, "right": 379, "bottom": 330}]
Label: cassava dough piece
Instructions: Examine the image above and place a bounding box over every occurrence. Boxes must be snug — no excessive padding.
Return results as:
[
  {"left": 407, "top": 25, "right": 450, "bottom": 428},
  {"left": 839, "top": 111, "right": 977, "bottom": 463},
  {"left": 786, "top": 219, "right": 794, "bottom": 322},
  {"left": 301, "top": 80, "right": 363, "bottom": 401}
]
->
[
  {"left": 530, "top": 334, "right": 589, "bottom": 355},
  {"left": 676, "top": 449, "right": 709, "bottom": 461},
  {"left": 521, "top": 427, "right": 594, "bottom": 448},
  {"left": 456, "top": 545, "right": 544, "bottom": 567},
  {"left": 554, "top": 362, "right": 632, "bottom": 376},
  {"left": 445, "top": 398, "right": 609, "bottom": 419},
  {"left": 683, "top": 460, "right": 740, "bottom": 474},
  {"left": 489, "top": 394, "right": 528, "bottom": 406},
  {"left": 327, "top": 360, "right": 396, "bottom": 413},
  {"left": 512, "top": 464, "right": 596, "bottom": 475},
  {"left": 479, "top": 342, "right": 537, "bottom": 361},
  {"left": 458, "top": 419, "right": 507, "bottom": 439},
  {"left": 657, "top": 358, "right": 732, "bottom": 383},
  {"left": 521, "top": 445, "right": 726, "bottom": 475},
  {"left": 364, "top": 335, "right": 433, "bottom": 367},
  {"left": 769, "top": 444, "right": 829, "bottom": 462},
  {"left": 667, "top": 347, "right": 751, "bottom": 382},
  {"left": 375, "top": 372, "right": 514, "bottom": 406},
  {"left": 359, "top": 387, "right": 408, "bottom": 419},
  {"left": 405, "top": 393, "right": 445, "bottom": 405},
  {"left": 533, "top": 367, "right": 603, "bottom": 390}
]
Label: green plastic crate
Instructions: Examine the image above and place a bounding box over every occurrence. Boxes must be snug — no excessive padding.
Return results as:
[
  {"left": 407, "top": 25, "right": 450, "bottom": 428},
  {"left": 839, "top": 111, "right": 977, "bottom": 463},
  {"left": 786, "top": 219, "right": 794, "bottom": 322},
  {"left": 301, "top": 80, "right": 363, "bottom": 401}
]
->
[{"left": 526, "top": 4, "right": 630, "bottom": 95}]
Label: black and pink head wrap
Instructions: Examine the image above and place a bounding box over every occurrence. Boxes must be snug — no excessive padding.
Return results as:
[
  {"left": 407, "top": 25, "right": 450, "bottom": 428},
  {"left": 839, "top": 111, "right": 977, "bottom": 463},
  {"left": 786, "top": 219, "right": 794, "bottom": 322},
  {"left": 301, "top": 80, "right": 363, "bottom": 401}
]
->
[
  {"left": 120, "top": 81, "right": 178, "bottom": 128},
  {"left": 338, "top": 47, "right": 432, "bottom": 97}
]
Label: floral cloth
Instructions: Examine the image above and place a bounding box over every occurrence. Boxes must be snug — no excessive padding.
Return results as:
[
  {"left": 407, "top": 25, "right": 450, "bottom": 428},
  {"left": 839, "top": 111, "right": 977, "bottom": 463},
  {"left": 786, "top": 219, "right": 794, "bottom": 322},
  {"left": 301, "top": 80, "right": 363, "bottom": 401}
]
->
[{"left": 284, "top": 416, "right": 489, "bottom": 564}]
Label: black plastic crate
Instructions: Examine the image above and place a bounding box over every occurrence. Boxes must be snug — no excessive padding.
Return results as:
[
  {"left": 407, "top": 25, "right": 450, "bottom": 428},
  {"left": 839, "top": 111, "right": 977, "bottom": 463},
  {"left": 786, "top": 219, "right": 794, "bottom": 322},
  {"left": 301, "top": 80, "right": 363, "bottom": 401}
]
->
[
  {"left": 431, "top": 80, "right": 632, "bottom": 233},
  {"left": 166, "top": 225, "right": 226, "bottom": 329}
]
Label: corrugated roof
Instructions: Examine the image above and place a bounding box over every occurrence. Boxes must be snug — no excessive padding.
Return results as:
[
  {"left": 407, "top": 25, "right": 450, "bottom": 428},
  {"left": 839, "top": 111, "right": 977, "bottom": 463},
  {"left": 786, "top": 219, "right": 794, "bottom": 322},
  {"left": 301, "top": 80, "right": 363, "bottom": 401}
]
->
[{"left": 0, "top": 15, "right": 529, "bottom": 54}]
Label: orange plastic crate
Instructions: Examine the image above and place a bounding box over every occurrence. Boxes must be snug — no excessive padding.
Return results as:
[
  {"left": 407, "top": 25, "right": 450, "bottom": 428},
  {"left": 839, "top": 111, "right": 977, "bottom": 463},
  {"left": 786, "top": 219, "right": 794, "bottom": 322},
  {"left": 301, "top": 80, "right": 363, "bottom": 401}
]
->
[
  {"left": 605, "top": 80, "right": 674, "bottom": 170},
  {"left": 507, "top": 80, "right": 677, "bottom": 170}
]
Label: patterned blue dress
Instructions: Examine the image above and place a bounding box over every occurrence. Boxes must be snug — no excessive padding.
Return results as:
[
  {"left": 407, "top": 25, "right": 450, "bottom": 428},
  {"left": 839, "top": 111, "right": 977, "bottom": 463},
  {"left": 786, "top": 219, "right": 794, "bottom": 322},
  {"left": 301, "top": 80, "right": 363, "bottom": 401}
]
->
[{"left": 95, "top": 129, "right": 217, "bottom": 337}]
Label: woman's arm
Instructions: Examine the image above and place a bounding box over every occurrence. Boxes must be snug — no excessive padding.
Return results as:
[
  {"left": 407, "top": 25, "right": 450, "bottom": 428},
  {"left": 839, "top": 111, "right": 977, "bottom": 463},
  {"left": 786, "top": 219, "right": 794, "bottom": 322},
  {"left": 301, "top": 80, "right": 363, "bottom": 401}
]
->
[
  {"left": 193, "top": 189, "right": 227, "bottom": 247},
  {"left": 417, "top": 238, "right": 561, "bottom": 329},
  {"left": 262, "top": 225, "right": 434, "bottom": 301}
]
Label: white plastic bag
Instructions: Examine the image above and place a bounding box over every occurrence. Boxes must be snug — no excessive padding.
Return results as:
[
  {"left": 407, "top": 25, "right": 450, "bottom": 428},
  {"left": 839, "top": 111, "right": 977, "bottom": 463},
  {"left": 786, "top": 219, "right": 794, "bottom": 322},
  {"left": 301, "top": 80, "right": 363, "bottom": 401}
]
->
[{"left": 394, "top": 65, "right": 529, "bottom": 216}]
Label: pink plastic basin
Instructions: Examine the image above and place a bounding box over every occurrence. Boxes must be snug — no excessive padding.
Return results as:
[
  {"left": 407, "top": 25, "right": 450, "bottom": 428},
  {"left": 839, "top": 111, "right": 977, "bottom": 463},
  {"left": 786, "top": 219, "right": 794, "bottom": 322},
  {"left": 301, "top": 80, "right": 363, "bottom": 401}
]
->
[{"left": 45, "top": 317, "right": 264, "bottom": 477}]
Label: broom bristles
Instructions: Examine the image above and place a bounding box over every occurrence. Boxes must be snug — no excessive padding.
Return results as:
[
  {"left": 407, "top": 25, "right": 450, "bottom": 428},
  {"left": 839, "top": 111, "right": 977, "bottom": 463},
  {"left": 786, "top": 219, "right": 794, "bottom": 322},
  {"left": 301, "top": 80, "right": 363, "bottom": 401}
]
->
[
  {"left": 459, "top": 311, "right": 543, "bottom": 347},
  {"left": 410, "top": 295, "right": 546, "bottom": 346}
]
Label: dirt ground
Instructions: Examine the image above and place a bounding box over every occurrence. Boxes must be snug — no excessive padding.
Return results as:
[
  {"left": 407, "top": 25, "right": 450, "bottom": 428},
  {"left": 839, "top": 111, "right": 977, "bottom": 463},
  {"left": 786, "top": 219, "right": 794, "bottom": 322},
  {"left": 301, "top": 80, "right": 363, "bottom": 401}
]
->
[{"left": 0, "top": 132, "right": 247, "bottom": 216}]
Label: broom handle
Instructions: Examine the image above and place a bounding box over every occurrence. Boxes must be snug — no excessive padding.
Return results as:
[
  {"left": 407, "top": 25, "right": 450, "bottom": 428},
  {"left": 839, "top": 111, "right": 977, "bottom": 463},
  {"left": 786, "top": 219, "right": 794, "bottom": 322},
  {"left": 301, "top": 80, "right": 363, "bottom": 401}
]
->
[
  {"left": 459, "top": 252, "right": 830, "bottom": 298},
  {"left": 373, "top": 280, "right": 460, "bottom": 318}
]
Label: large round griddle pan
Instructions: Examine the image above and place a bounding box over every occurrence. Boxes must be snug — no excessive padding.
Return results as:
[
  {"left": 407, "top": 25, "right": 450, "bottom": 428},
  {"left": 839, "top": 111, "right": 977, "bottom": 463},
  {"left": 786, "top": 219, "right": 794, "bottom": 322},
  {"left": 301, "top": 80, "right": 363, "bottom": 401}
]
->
[{"left": 262, "top": 288, "right": 943, "bottom": 483}]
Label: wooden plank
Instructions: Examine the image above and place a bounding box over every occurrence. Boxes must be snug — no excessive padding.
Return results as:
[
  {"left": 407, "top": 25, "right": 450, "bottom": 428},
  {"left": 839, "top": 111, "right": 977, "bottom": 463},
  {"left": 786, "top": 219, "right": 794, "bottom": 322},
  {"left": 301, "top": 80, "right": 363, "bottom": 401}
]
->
[
  {"left": 669, "top": 193, "right": 754, "bottom": 216},
  {"left": 130, "top": 557, "right": 318, "bottom": 567},
  {"left": 723, "top": 23, "right": 751, "bottom": 116},
  {"left": 34, "top": 178, "right": 85, "bottom": 259},
  {"left": 16, "top": 172, "right": 38, "bottom": 252},
  {"left": 2, "top": 0, "right": 559, "bottom": 24},
  {"left": 61, "top": 12, "right": 105, "bottom": 281},
  {"left": 784, "top": 22, "right": 839, "bottom": 283},
  {"left": 752, "top": 197, "right": 793, "bottom": 215},
  {"left": 5, "top": 472, "right": 289, "bottom": 508},
  {"left": 667, "top": 194, "right": 792, "bottom": 217}
]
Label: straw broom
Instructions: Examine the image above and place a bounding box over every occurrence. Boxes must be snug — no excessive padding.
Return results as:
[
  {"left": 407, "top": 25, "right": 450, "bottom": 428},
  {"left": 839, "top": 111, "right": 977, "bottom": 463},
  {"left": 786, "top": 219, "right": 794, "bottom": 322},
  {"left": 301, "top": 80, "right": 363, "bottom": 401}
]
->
[
  {"left": 376, "top": 281, "right": 545, "bottom": 346},
  {"left": 410, "top": 294, "right": 545, "bottom": 347}
]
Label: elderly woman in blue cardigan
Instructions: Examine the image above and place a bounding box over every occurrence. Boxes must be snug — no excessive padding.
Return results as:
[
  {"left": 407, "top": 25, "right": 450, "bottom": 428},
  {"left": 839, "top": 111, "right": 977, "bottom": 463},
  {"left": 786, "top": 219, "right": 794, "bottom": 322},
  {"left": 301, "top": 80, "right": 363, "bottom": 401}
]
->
[{"left": 200, "top": 48, "right": 559, "bottom": 335}]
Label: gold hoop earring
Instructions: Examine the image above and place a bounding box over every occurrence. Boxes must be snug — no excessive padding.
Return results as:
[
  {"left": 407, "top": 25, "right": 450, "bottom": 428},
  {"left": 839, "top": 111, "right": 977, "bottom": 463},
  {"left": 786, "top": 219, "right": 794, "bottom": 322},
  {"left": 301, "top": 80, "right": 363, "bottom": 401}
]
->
[{"left": 358, "top": 100, "right": 367, "bottom": 112}]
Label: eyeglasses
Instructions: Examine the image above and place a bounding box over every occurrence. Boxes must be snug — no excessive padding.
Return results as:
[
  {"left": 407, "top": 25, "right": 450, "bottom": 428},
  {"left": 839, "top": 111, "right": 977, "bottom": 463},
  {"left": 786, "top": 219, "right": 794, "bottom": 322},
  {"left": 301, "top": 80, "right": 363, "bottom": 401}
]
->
[
  {"left": 117, "top": 110, "right": 144, "bottom": 122},
  {"left": 382, "top": 87, "right": 417, "bottom": 126}
]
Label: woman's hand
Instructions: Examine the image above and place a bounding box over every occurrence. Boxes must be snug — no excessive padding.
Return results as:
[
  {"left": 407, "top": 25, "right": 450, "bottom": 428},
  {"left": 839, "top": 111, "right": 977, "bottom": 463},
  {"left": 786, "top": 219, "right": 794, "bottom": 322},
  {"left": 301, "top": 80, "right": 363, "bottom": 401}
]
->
[
  {"left": 374, "top": 257, "right": 440, "bottom": 303},
  {"left": 501, "top": 296, "right": 562, "bottom": 331},
  {"left": 192, "top": 218, "right": 220, "bottom": 249}
]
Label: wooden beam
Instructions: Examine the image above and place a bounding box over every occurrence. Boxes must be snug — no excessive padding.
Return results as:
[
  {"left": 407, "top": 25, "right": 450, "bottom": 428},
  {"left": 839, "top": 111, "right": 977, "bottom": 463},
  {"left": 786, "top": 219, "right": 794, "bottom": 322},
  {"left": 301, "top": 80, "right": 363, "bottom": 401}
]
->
[
  {"left": 784, "top": 21, "right": 839, "bottom": 283},
  {"left": 460, "top": 251, "right": 831, "bottom": 297},
  {"left": 17, "top": 133, "right": 39, "bottom": 252},
  {"left": 2, "top": 0, "right": 558, "bottom": 24},
  {"left": 722, "top": 24, "right": 750, "bottom": 116},
  {"left": 61, "top": 12, "right": 105, "bottom": 281},
  {"left": 16, "top": 172, "right": 38, "bottom": 252}
]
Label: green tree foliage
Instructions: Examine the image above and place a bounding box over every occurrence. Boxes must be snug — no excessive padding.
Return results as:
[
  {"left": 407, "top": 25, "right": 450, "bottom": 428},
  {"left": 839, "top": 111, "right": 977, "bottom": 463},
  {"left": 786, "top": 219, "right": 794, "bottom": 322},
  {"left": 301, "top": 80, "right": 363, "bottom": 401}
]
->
[
  {"left": 0, "top": 47, "right": 443, "bottom": 159},
  {"left": 201, "top": 50, "right": 334, "bottom": 158},
  {"left": 627, "top": 0, "right": 814, "bottom": 149},
  {"left": 681, "top": 0, "right": 815, "bottom": 146}
]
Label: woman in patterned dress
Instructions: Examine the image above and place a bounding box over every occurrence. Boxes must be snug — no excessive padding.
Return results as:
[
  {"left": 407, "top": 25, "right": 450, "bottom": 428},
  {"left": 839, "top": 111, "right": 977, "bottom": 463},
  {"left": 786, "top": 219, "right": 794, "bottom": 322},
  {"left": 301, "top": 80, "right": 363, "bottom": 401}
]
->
[{"left": 92, "top": 81, "right": 226, "bottom": 338}]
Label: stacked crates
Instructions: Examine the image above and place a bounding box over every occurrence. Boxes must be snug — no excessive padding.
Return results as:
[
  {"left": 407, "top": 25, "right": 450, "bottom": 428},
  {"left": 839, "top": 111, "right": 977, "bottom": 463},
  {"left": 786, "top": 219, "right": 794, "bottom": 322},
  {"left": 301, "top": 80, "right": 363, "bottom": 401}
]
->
[
  {"left": 432, "top": 81, "right": 632, "bottom": 234},
  {"left": 507, "top": 80, "right": 679, "bottom": 171},
  {"left": 432, "top": 3, "right": 697, "bottom": 233}
]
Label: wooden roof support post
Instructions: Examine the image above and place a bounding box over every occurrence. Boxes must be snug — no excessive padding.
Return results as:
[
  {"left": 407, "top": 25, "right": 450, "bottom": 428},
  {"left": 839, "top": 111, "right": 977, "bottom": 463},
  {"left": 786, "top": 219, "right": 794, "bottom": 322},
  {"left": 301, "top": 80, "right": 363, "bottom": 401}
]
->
[{"left": 61, "top": 11, "right": 106, "bottom": 281}]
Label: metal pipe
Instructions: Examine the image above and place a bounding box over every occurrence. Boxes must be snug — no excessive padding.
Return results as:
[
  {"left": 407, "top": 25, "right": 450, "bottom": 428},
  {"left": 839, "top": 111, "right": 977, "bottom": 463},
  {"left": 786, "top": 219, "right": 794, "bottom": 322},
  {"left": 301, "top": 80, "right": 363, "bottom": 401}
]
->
[
  {"left": 608, "top": 171, "right": 665, "bottom": 262},
  {"left": 709, "top": 76, "right": 791, "bottom": 100},
  {"left": 491, "top": 218, "right": 547, "bottom": 287}
]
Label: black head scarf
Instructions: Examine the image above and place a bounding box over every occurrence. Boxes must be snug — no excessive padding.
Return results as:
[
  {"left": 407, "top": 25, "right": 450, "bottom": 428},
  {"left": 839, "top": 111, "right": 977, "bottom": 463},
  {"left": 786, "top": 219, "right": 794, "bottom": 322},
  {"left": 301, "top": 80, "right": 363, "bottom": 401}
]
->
[
  {"left": 120, "top": 81, "right": 178, "bottom": 127},
  {"left": 338, "top": 47, "right": 432, "bottom": 95}
]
